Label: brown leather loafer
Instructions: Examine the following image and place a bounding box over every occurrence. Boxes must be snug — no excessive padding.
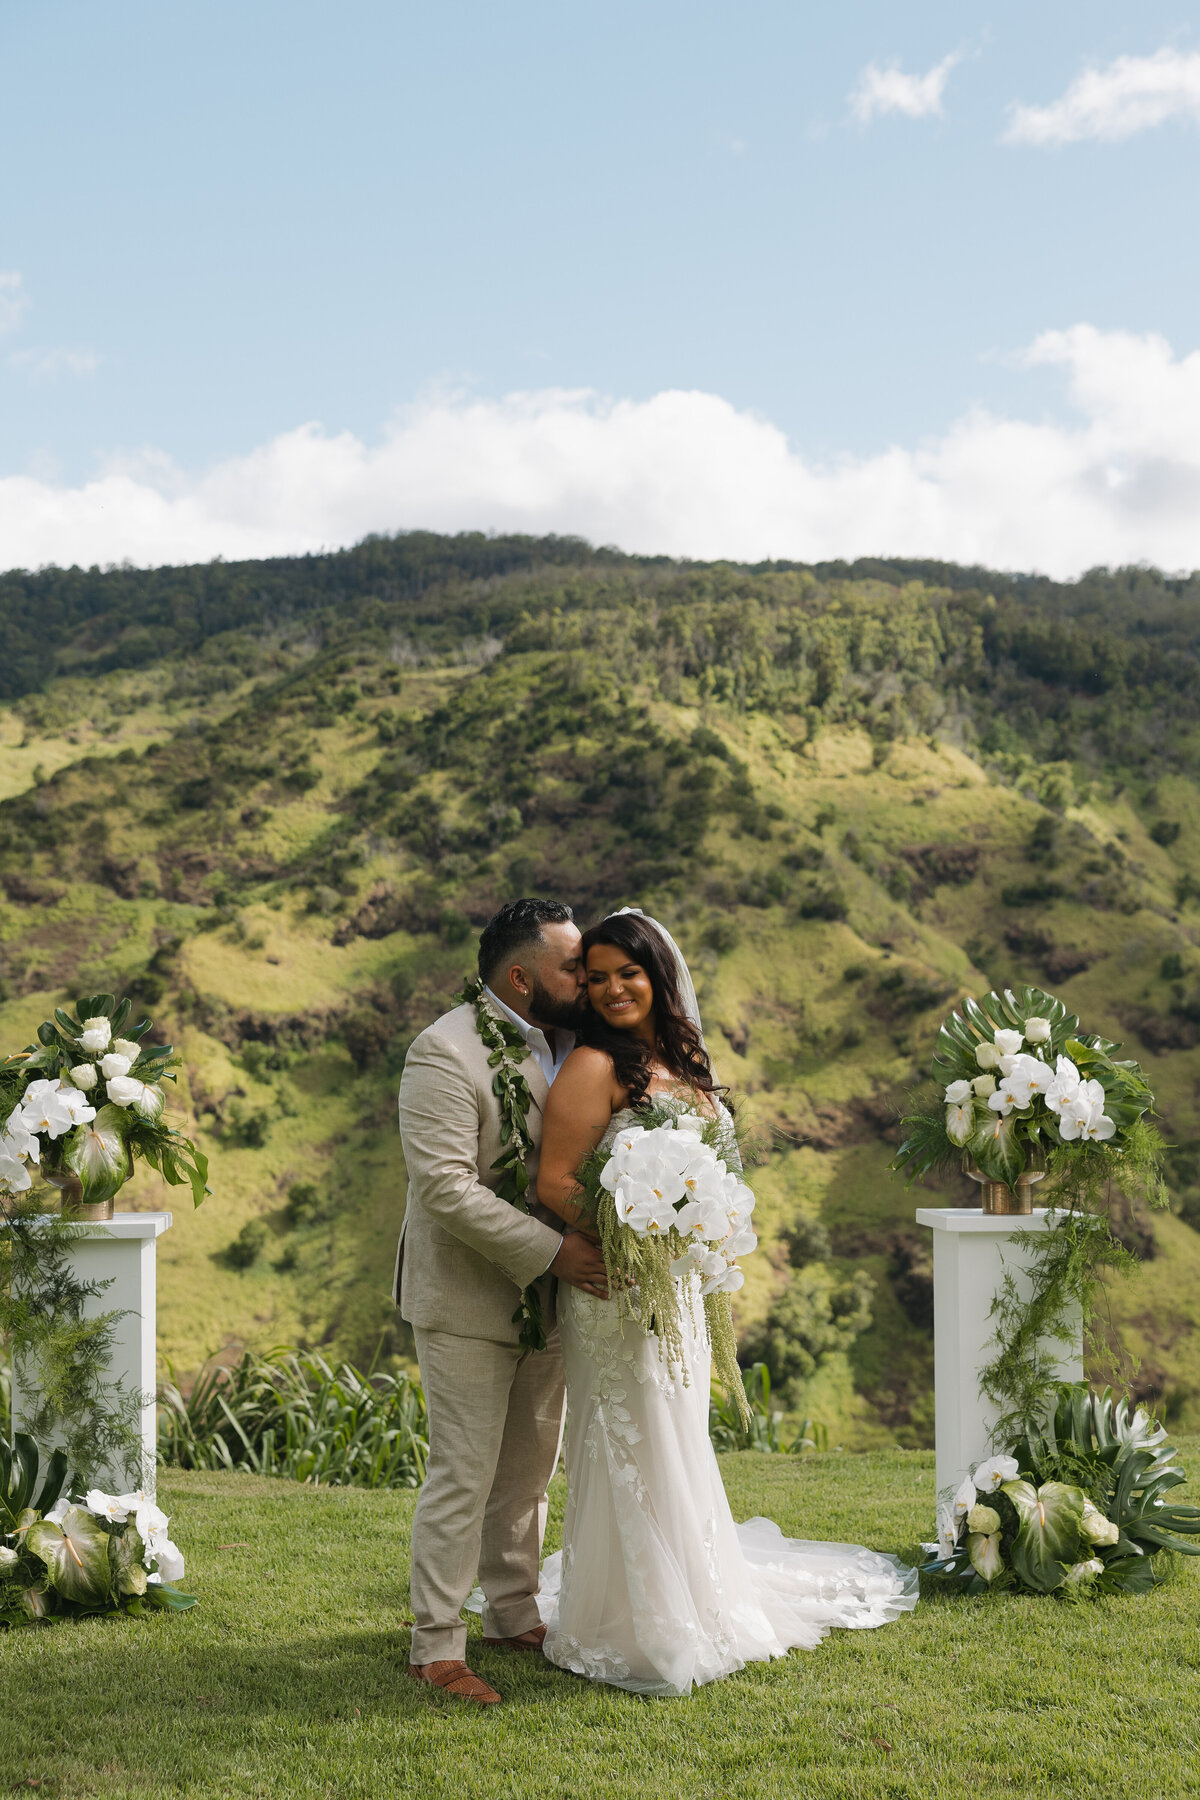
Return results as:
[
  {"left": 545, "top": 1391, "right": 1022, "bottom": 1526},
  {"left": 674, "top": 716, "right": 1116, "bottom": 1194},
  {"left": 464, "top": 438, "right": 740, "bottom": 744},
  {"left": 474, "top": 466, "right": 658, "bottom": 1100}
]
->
[
  {"left": 482, "top": 1624, "right": 547, "bottom": 1653},
  {"left": 408, "top": 1660, "right": 502, "bottom": 1705}
]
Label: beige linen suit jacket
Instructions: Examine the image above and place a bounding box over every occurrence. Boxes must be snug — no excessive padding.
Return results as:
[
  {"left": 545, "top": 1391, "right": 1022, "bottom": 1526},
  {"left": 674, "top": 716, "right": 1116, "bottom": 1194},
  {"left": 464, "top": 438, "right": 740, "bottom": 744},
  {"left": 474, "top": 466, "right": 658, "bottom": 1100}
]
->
[{"left": 394, "top": 1002, "right": 564, "bottom": 1343}]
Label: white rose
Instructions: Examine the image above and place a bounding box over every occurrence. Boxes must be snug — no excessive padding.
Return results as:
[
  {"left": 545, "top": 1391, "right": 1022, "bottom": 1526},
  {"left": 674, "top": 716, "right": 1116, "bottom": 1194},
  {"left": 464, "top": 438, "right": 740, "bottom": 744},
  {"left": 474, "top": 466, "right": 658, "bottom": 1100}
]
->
[
  {"left": 67, "top": 1063, "right": 98, "bottom": 1091},
  {"left": 975, "top": 1043, "right": 1000, "bottom": 1070},
  {"left": 972, "top": 1074, "right": 996, "bottom": 1097},
  {"left": 1024, "top": 1017, "right": 1052, "bottom": 1045},
  {"left": 77, "top": 1017, "right": 112, "bottom": 1054},
  {"left": 967, "top": 1503, "right": 1001, "bottom": 1535},
  {"left": 1080, "top": 1501, "right": 1120, "bottom": 1547},
  {"left": 944, "top": 1079, "right": 972, "bottom": 1104},
  {"left": 993, "top": 1029, "right": 1023, "bottom": 1058},
  {"left": 99, "top": 1053, "right": 133, "bottom": 1081},
  {"left": 111, "top": 1038, "right": 142, "bottom": 1062},
  {"left": 1064, "top": 1558, "right": 1104, "bottom": 1584}
]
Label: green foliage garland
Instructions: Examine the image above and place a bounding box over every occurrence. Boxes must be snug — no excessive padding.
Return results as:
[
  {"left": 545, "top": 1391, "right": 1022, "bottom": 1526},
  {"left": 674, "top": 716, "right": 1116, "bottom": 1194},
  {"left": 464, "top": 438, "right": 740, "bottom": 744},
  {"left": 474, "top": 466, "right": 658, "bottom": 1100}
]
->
[{"left": 460, "top": 978, "right": 548, "bottom": 1354}]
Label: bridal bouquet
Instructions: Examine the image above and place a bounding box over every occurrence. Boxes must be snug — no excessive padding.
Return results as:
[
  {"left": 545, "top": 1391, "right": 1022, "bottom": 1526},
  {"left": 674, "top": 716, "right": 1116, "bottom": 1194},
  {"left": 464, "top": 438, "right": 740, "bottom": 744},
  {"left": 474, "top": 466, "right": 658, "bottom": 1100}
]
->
[
  {"left": 923, "top": 1385, "right": 1200, "bottom": 1597},
  {"left": 891, "top": 984, "right": 1159, "bottom": 1190},
  {"left": 575, "top": 1102, "right": 757, "bottom": 1424},
  {"left": 0, "top": 992, "right": 208, "bottom": 1209}
]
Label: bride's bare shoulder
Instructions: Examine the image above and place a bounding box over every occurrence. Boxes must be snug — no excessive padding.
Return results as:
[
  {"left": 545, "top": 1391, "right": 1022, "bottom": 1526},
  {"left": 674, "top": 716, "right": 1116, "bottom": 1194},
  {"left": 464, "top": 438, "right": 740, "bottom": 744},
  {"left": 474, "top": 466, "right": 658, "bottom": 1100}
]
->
[{"left": 557, "top": 1044, "right": 617, "bottom": 1087}]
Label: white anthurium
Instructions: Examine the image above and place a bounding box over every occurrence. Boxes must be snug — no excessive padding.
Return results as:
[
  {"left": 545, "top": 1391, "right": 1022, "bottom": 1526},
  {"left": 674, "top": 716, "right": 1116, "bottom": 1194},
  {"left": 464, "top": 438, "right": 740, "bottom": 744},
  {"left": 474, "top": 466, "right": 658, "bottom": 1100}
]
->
[
  {"left": 62, "top": 1104, "right": 132, "bottom": 1205},
  {"left": 85, "top": 1489, "right": 130, "bottom": 1523},
  {"left": 1064, "top": 1558, "right": 1104, "bottom": 1584},
  {"left": 944, "top": 1079, "right": 972, "bottom": 1105},
  {"left": 974, "top": 1042, "right": 1000, "bottom": 1071},
  {"left": 67, "top": 1063, "right": 99, "bottom": 1091},
  {"left": 111, "top": 1038, "right": 142, "bottom": 1062},
  {"left": 946, "top": 1101, "right": 973, "bottom": 1146},
  {"left": 1044, "top": 1056, "right": 1082, "bottom": 1115},
  {"left": 993, "top": 1028, "right": 1023, "bottom": 1058},
  {"left": 968, "top": 1531, "right": 1004, "bottom": 1582},
  {"left": 1080, "top": 1501, "right": 1120, "bottom": 1547},
  {"left": 78, "top": 1017, "right": 112, "bottom": 1054},
  {"left": 148, "top": 1538, "right": 186, "bottom": 1584},
  {"left": 0, "top": 1544, "right": 18, "bottom": 1569},
  {"left": 1024, "top": 1016, "right": 1052, "bottom": 1045},
  {"left": 972, "top": 1454, "right": 1019, "bottom": 1492},
  {"left": 99, "top": 1052, "right": 133, "bottom": 1081},
  {"left": 952, "top": 1474, "right": 977, "bottom": 1524},
  {"left": 972, "top": 1074, "right": 996, "bottom": 1097}
]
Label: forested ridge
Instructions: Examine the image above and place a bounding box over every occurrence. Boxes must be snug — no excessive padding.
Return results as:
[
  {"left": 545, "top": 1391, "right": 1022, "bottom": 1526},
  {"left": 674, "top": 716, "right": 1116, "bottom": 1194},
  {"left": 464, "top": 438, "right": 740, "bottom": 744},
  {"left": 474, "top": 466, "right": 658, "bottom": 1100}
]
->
[{"left": 2, "top": 532, "right": 1200, "bottom": 1443}]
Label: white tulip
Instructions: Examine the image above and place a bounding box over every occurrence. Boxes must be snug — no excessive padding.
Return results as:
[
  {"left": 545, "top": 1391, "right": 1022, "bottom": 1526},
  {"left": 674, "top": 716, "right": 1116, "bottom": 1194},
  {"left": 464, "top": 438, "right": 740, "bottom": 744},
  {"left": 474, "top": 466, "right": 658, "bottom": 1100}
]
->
[
  {"left": 99, "top": 1053, "right": 133, "bottom": 1081},
  {"left": 1024, "top": 1017, "right": 1052, "bottom": 1044},
  {"left": 944, "top": 1079, "right": 972, "bottom": 1105},
  {"left": 68, "top": 1063, "right": 98, "bottom": 1091},
  {"left": 78, "top": 1017, "right": 112, "bottom": 1054},
  {"left": 974, "top": 1043, "right": 1000, "bottom": 1070}
]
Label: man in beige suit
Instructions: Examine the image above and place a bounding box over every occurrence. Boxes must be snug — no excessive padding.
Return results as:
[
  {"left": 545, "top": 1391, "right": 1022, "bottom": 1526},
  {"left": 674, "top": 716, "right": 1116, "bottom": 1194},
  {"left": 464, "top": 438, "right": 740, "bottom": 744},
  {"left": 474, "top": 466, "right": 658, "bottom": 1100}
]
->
[{"left": 396, "top": 898, "right": 609, "bottom": 1705}]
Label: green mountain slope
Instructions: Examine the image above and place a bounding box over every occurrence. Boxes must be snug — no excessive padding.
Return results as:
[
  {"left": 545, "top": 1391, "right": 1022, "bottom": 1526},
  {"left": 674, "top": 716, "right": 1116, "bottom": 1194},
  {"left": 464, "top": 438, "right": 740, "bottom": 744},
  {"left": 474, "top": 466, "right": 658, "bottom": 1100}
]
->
[{"left": 3, "top": 537, "right": 1200, "bottom": 1442}]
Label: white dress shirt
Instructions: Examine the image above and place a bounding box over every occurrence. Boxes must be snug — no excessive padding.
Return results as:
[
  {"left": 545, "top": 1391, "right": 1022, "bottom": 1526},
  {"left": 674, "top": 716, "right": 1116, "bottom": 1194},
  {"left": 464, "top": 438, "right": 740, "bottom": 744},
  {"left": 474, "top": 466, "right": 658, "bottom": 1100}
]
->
[{"left": 483, "top": 987, "right": 576, "bottom": 1088}]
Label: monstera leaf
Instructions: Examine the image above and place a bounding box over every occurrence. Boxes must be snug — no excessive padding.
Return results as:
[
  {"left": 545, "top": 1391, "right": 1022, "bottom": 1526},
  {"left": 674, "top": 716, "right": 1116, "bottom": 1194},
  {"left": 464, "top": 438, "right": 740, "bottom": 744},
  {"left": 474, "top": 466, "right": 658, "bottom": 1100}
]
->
[
  {"left": 932, "top": 986, "right": 1083, "bottom": 1087},
  {"left": 1000, "top": 1479, "right": 1087, "bottom": 1592},
  {"left": 62, "top": 1104, "right": 132, "bottom": 1205},
  {"left": 25, "top": 1505, "right": 112, "bottom": 1607},
  {"left": 0, "top": 1434, "right": 68, "bottom": 1533}
]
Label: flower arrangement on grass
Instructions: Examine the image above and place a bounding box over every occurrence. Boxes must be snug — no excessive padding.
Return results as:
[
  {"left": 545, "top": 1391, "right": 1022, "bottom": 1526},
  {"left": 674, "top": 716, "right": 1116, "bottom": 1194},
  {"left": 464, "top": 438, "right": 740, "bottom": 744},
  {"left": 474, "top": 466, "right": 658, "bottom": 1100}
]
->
[
  {"left": 0, "top": 992, "right": 208, "bottom": 1209},
  {"left": 0, "top": 1434, "right": 195, "bottom": 1627},
  {"left": 891, "top": 984, "right": 1163, "bottom": 1193},
  {"left": 923, "top": 1384, "right": 1200, "bottom": 1597},
  {"left": 574, "top": 1100, "right": 758, "bottom": 1424}
]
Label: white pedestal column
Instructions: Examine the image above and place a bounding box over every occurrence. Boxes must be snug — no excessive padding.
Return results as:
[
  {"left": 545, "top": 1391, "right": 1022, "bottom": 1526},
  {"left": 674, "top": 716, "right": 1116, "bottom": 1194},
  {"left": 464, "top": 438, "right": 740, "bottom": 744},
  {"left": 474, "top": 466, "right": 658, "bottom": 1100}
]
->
[
  {"left": 10, "top": 1212, "right": 172, "bottom": 1497},
  {"left": 916, "top": 1207, "right": 1083, "bottom": 1499}
]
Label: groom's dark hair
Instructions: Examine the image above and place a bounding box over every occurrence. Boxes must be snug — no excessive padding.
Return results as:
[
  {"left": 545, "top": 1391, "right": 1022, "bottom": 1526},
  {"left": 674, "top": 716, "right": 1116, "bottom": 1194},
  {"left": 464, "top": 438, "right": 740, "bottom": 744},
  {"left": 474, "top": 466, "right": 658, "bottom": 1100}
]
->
[{"left": 478, "top": 898, "right": 575, "bottom": 984}]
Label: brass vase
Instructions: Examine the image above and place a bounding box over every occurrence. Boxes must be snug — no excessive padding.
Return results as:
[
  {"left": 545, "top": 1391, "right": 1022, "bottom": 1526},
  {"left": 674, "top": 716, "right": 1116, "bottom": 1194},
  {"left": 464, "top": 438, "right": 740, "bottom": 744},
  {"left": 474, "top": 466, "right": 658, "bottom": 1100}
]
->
[
  {"left": 963, "top": 1158, "right": 1046, "bottom": 1216},
  {"left": 43, "top": 1168, "right": 115, "bottom": 1223}
]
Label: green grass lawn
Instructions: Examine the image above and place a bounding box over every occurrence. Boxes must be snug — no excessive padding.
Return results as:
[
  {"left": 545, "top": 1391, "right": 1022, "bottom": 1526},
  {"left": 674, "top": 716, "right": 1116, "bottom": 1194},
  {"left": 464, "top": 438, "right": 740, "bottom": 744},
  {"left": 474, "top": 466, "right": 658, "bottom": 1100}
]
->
[{"left": 3, "top": 1445, "right": 1200, "bottom": 1800}]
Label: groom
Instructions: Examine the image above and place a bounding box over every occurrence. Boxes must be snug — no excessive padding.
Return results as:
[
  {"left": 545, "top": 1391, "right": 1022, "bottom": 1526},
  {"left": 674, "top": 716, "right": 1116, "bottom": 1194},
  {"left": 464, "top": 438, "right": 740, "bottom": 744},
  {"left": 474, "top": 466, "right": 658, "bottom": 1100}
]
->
[{"left": 395, "top": 897, "right": 609, "bottom": 1705}]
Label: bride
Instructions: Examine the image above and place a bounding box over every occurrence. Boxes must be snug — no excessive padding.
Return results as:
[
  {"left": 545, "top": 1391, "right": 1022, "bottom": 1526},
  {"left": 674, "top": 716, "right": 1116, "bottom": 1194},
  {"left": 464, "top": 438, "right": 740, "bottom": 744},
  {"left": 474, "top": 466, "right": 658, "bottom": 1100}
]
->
[{"left": 531, "top": 908, "right": 918, "bottom": 1696}]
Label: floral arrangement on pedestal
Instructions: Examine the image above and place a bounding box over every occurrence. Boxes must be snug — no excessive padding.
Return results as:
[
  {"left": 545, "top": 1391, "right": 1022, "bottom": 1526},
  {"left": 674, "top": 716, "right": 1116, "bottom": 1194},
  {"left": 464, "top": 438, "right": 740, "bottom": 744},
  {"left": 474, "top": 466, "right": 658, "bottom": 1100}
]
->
[
  {"left": 922, "top": 1385, "right": 1200, "bottom": 1597},
  {"left": 0, "top": 991, "right": 208, "bottom": 1212},
  {"left": 0, "top": 1434, "right": 194, "bottom": 1626},
  {"left": 575, "top": 1100, "right": 758, "bottom": 1425},
  {"left": 891, "top": 983, "right": 1163, "bottom": 1199}
]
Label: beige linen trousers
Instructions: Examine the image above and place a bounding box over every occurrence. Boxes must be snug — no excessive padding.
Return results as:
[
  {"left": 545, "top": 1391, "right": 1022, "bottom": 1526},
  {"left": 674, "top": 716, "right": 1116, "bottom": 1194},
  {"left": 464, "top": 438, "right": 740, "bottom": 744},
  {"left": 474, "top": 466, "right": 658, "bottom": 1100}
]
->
[{"left": 395, "top": 1002, "right": 567, "bottom": 1664}]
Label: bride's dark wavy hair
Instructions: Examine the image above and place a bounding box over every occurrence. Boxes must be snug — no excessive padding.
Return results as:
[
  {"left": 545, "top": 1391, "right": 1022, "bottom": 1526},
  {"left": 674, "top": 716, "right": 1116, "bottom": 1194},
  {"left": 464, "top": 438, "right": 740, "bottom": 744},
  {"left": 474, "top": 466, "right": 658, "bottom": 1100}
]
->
[{"left": 579, "top": 912, "right": 720, "bottom": 1109}]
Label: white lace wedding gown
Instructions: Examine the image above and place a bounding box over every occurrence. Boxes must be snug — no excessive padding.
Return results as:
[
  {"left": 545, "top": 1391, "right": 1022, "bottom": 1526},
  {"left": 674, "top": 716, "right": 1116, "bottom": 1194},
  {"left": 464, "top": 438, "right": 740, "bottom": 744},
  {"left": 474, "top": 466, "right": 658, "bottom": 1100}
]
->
[{"left": 533, "top": 1107, "right": 919, "bottom": 1696}]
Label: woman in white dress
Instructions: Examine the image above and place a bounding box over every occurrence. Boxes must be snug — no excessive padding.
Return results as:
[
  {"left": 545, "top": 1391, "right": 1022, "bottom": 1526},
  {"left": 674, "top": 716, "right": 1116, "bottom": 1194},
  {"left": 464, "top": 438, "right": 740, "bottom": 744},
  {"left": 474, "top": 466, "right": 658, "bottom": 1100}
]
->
[{"left": 533, "top": 909, "right": 918, "bottom": 1696}]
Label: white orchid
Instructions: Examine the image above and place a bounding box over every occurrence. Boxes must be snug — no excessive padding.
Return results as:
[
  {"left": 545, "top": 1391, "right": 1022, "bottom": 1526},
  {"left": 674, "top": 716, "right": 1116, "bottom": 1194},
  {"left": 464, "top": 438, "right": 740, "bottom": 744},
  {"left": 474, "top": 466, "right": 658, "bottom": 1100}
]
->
[
  {"left": 42, "top": 1496, "right": 72, "bottom": 1526},
  {"left": 987, "top": 1086, "right": 1017, "bottom": 1118},
  {"left": 996, "top": 1052, "right": 1053, "bottom": 1111},
  {"left": 85, "top": 1489, "right": 130, "bottom": 1523},
  {"left": 148, "top": 1537, "right": 186, "bottom": 1584},
  {"left": 1058, "top": 1079, "right": 1115, "bottom": 1143},
  {"left": 993, "top": 1028, "right": 1023, "bottom": 1058},
  {"left": 99, "top": 1052, "right": 133, "bottom": 1081},
  {"left": 974, "top": 1042, "right": 1000, "bottom": 1071},
  {"left": 936, "top": 1502, "right": 958, "bottom": 1561},
  {"left": 1024, "top": 1016, "right": 1052, "bottom": 1045},
  {"left": 19, "top": 1078, "right": 91, "bottom": 1140},
  {"left": 2, "top": 1112, "right": 41, "bottom": 1162},
  {"left": 972, "top": 1454, "right": 1019, "bottom": 1492},
  {"left": 972, "top": 1074, "right": 996, "bottom": 1097},
  {"left": 944, "top": 1079, "right": 972, "bottom": 1105},
  {"left": 946, "top": 1100, "right": 973, "bottom": 1145},
  {"left": 77, "top": 1017, "right": 112, "bottom": 1054},
  {"left": 0, "top": 1144, "right": 33, "bottom": 1194},
  {"left": 700, "top": 1261, "right": 744, "bottom": 1296},
  {"left": 952, "top": 1474, "right": 977, "bottom": 1524}
]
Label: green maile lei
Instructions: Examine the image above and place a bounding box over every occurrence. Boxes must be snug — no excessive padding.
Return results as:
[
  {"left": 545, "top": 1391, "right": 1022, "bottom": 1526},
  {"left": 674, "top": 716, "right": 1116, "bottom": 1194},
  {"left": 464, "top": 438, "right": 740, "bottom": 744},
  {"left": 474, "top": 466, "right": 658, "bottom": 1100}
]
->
[{"left": 460, "top": 977, "right": 548, "bottom": 1355}]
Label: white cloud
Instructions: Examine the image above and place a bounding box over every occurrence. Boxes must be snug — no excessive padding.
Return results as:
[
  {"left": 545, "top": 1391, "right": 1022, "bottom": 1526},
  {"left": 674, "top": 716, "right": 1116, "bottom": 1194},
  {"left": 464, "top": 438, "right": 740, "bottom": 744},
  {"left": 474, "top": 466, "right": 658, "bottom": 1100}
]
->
[
  {"left": 3, "top": 325, "right": 1200, "bottom": 579},
  {"left": 1006, "top": 48, "right": 1200, "bottom": 144},
  {"left": 850, "top": 51, "right": 960, "bottom": 123},
  {"left": 0, "top": 271, "right": 29, "bottom": 336},
  {"left": 10, "top": 347, "right": 99, "bottom": 380}
]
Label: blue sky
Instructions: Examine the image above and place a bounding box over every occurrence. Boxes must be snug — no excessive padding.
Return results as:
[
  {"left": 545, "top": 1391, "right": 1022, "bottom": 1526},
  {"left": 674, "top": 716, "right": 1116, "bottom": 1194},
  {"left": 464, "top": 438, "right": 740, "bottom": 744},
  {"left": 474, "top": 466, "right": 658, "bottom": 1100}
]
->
[{"left": 2, "top": 1, "right": 1199, "bottom": 573}]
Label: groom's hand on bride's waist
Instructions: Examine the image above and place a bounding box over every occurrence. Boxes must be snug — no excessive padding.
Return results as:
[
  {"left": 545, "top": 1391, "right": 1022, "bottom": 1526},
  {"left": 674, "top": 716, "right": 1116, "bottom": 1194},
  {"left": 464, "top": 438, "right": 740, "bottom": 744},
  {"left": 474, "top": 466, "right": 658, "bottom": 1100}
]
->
[{"left": 551, "top": 1231, "right": 610, "bottom": 1298}]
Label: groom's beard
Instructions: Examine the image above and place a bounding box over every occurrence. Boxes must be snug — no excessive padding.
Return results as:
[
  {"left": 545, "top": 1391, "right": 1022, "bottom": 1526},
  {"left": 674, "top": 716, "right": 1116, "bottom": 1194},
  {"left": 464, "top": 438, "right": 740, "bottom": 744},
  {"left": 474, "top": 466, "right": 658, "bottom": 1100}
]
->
[{"left": 528, "top": 978, "right": 588, "bottom": 1034}]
